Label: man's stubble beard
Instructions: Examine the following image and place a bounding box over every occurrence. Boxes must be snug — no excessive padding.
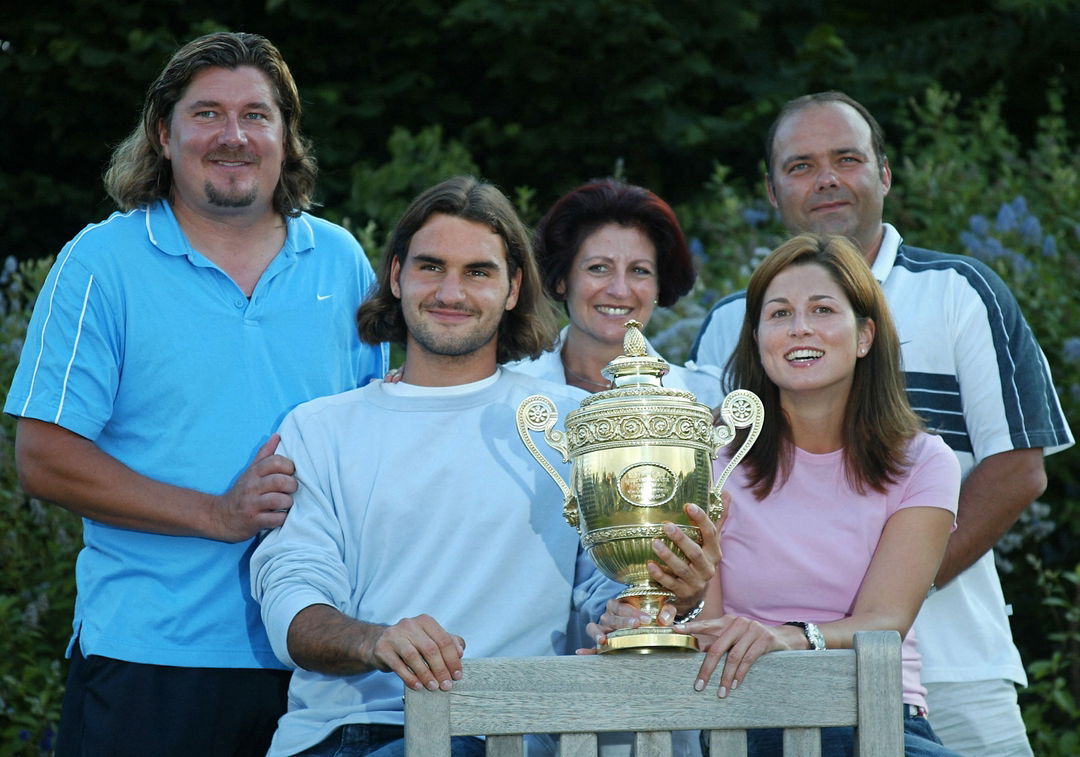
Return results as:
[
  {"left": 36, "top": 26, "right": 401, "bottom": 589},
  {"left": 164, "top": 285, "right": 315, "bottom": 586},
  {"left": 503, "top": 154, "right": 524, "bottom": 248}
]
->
[{"left": 406, "top": 315, "right": 502, "bottom": 359}]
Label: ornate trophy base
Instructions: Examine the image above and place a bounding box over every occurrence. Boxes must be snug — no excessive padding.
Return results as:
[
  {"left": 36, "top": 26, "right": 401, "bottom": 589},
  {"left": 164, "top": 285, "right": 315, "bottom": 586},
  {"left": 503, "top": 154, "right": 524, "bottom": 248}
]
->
[{"left": 600, "top": 626, "right": 699, "bottom": 654}]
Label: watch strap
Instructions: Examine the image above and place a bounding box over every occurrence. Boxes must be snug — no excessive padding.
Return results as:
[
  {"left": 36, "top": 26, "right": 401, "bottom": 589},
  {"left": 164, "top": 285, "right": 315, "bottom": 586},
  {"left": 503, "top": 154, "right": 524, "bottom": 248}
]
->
[
  {"left": 674, "top": 600, "right": 705, "bottom": 624},
  {"left": 784, "top": 621, "right": 826, "bottom": 650}
]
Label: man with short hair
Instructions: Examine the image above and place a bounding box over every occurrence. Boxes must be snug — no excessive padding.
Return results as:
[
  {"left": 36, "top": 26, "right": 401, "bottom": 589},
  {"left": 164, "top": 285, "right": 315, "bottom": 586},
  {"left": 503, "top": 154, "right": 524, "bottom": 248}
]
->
[
  {"left": 690, "top": 91, "right": 1073, "bottom": 756},
  {"left": 6, "top": 32, "right": 387, "bottom": 757},
  {"left": 252, "top": 176, "right": 718, "bottom": 757}
]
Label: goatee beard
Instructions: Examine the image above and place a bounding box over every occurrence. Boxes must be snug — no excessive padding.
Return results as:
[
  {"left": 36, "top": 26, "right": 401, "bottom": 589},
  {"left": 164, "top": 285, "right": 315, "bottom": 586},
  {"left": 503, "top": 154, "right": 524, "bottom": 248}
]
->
[{"left": 204, "top": 180, "right": 258, "bottom": 208}]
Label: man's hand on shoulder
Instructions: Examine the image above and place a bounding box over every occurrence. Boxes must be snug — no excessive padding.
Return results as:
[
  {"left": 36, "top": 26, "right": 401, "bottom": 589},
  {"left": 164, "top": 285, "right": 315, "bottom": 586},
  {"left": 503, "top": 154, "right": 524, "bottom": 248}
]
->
[
  {"left": 210, "top": 434, "right": 297, "bottom": 542},
  {"left": 14, "top": 418, "right": 294, "bottom": 541}
]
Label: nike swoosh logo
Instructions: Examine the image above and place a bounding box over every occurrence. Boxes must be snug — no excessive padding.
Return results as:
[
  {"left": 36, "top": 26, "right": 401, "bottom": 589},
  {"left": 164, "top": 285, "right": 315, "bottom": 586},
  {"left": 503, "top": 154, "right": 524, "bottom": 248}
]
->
[{"left": 316, "top": 293, "right": 333, "bottom": 301}]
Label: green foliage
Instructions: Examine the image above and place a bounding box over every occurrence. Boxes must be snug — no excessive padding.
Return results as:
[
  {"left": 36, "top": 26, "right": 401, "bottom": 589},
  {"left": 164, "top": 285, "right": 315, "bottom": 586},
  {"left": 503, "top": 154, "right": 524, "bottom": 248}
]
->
[
  {"left": 341, "top": 125, "right": 479, "bottom": 263},
  {"left": 1020, "top": 559, "right": 1080, "bottom": 756},
  {"left": 0, "top": 257, "right": 80, "bottom": 757},
  {"left": 6, "top": 1, "right": 1080, "bottom": 265}
]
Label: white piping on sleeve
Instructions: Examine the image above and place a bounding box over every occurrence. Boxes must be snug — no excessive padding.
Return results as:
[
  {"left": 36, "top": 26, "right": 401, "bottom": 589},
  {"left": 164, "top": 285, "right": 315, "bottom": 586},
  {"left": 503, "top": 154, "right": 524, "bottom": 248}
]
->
[
  {"left": 20, "top": 229, "right": 89, "bottom": 417},
  {"left": 54, "top": 275, "right": 95, "bottom": 424}
]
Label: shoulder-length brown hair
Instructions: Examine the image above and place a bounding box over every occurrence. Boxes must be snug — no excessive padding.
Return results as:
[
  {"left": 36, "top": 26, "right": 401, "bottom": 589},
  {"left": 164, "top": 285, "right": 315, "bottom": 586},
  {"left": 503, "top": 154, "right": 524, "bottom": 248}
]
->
[
  {"left": 104, "top": 31, "right": 316, "bottom": 217},
  {"left": 724, "top": 233, "right": 922, "bottom": 497},
  {"left": 356, "top": 176, "right": 558, "bottom": 364}
]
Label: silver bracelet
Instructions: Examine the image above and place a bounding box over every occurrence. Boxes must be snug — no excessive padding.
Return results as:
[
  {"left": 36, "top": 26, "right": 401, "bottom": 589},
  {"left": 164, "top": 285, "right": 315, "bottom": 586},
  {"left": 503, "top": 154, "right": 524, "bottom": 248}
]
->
[
  {"left": 785, "top": 621, "right": 826, "bottom": 650},
  {"left": 674, "top": 600, "right": 705, "bottom": 624}
]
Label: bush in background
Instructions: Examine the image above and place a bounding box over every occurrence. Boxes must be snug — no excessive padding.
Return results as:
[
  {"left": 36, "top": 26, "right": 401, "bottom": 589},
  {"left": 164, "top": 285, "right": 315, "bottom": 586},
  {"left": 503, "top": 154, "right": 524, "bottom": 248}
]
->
[{"left": 0, "top": 257, "right": 79, "bottom": 757}]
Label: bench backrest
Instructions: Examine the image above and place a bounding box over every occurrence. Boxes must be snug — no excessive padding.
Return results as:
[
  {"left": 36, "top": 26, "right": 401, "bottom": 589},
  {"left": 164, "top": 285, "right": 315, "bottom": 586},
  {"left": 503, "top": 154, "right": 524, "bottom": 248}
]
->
[{"left": 404, "top": 629, "right": 903, "bottom": 756}]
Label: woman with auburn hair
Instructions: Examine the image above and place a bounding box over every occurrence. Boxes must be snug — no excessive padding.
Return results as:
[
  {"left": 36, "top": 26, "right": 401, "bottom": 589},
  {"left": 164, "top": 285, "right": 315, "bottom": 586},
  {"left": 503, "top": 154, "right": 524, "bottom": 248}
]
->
[
  {"left": 507, "top": 177, "right": 722, "bottom": 407},
  {"left": 594, "top": 234, "right": 961, "bottom": 757}
]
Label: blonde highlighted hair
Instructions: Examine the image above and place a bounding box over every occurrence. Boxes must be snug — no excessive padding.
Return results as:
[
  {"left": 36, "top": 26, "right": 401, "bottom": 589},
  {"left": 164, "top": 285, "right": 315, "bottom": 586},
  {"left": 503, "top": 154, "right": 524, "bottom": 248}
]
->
[{"left": 104, "top": 31, "right": 315, "bottom": 217}]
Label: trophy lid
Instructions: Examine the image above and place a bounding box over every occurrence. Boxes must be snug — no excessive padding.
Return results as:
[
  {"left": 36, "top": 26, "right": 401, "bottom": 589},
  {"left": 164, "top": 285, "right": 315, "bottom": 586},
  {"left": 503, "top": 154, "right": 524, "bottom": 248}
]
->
[{"left": 600, "top": 320, "right": 670, "bottom": 389}]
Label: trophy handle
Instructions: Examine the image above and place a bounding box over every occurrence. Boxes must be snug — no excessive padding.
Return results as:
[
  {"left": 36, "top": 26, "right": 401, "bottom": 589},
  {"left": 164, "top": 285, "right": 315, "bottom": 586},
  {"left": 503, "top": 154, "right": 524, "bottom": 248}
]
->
[
  {"left": 708, "top": 389, "right": 765, "bottom": 520},
  {"left": 516, "top": 395, "right": 579, "bottom": 528}
]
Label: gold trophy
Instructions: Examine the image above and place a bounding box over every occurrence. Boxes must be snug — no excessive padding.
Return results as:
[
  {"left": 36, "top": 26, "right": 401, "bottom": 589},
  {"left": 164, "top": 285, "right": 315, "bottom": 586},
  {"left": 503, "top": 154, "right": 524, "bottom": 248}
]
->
[{"left": 516, "top": 321, "right": 763, "bottom": 653}]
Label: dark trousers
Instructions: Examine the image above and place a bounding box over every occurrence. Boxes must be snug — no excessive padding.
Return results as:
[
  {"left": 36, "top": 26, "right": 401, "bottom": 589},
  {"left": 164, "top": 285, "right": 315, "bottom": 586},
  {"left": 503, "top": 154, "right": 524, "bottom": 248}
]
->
[{"left": 55, "top": 641, "right": 290, "bottom": 757}]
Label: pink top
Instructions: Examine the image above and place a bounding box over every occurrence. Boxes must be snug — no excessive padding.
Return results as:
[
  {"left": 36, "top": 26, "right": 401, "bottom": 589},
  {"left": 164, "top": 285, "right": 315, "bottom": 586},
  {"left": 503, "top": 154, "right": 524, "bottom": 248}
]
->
[{"left": 717, "top": 431, "right": 960, "bottom": 707}]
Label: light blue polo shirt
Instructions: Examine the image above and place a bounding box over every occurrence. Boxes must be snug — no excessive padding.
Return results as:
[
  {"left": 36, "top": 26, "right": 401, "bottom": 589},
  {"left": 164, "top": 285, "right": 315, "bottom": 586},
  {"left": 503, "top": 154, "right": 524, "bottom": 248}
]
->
[{"left": 5, "top": 200, "right": 388, "bottom": 668}]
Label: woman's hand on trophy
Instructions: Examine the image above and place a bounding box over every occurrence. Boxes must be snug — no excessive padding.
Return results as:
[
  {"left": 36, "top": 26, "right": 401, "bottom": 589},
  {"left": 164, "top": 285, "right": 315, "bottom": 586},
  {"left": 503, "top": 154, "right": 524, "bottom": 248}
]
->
[
  {"left": 646, "top": 499, "right": 726, "bottom": 616},
  {"left": 674, "top": 614, "right": 791, "bottom": 698}
]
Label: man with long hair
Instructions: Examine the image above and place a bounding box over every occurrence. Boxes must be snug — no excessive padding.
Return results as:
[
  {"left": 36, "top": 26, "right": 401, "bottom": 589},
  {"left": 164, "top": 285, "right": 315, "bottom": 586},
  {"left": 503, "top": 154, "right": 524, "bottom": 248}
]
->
[
  {"left": 5, "top": 32, "right": 387, "bottom": 756},
  {"left": 252, "top": 176, "right": 720, "bottom": 757},
  {"left": 690, "top": 91, "right": 1073, "bottom": 756}
]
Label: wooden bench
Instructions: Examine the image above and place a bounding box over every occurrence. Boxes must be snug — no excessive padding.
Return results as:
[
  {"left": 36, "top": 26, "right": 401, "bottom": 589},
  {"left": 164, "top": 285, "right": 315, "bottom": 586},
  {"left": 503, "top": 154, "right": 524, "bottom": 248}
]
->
[{"left": 404, "top": 630, "right": 903, "bottom": 756}]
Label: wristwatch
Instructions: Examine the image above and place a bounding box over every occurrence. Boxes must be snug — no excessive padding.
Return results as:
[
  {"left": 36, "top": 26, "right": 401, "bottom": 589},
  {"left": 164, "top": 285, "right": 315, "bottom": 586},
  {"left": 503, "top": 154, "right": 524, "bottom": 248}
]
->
[
  {"left": 674, "top": 600, "right": 705, "bottom": 624},
  {"left": 785, "top": 621, "right": 826, "bottom": 651}
]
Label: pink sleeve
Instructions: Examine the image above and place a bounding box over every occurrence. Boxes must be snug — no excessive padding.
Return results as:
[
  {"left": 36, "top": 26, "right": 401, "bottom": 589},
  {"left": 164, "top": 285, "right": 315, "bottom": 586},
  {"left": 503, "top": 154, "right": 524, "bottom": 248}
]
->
[{"left": 892, "top": 433, "right": 961, "bottom": 523}]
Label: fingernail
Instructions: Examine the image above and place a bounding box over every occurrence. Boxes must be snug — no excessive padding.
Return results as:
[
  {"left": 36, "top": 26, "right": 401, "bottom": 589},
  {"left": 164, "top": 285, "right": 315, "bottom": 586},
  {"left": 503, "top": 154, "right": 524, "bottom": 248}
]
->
[
  {"left": 427, "top": 680, "right": 439, "bottom": 691},
  {"left": 674, "top": 623, "right": 686, "bottom": 631},
  {"left": 413, "top": 682, "right": 424, "bottom": 691},
  {"left": 688, "top": 503, "right": 702, "bottom": 514},
  {"left": 453, "top": 670, "right": 463, "bottom": 680},
  {"left": 732, "top": 679, "right": 739, "bottom": 690},
  {"left": 440, "top": 680, "right": 452, "bottom": 691},
  {"left": 662, "top": 522, "right": 677, "bottom": 534},
  {"left": 694, "top": 679, "right": 705, "bottom": 692},
  {"left": 718, "top": 686, "right": 728, "bottom": 699}
]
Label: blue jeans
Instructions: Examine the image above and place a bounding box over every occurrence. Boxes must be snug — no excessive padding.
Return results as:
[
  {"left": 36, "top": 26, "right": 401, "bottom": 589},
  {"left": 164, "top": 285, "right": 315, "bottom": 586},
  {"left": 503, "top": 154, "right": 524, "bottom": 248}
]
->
[
  {"left": 702, "top": 708, "right": 960, "bottom": 756},
  {"left": 293, "top": 723, "right": 484, "bottom": 757}
]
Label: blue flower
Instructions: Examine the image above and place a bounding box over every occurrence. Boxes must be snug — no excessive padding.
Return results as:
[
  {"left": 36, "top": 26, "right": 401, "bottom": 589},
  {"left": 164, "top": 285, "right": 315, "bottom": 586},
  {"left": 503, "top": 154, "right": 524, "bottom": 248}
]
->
[
  {"left": 1010, "top": 195, "right": 1028, "bottom": 217},
  {"left": 741, "top": 207, "right": 770, "bottom": 228},
  {"left": 969, "top": 214, "right": 990, "bottom": 236},
  {"left": 960, "top": 231, "right": 984, "bottom": 258},
  {"left": 1063, "top": 337, "right": 1080, "bottom": 364},
  {"left": 995, "top": 202, "right": 1017, "bottom": 233},
  {"left": 1041, "top": 235, "right": 1057, "bottom": 258},
  {"left": 1008, "top": 252, "right": 1033, "bottom": 276},
  {"left": 689, "top": 237, "right": 705, "bottom": 262},
  {"left": 984, "top": 237, "right": 1007, "bottom": 261},
  {"left": 1019, "top": 215, "right": 1042, "bottom": 246}
]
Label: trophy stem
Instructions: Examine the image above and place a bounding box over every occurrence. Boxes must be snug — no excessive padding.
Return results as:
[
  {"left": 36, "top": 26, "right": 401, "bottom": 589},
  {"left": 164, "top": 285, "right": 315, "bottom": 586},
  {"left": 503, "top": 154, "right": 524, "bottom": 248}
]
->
[{"left": 600, "top": 584, "right": 699, "bottom": 654}]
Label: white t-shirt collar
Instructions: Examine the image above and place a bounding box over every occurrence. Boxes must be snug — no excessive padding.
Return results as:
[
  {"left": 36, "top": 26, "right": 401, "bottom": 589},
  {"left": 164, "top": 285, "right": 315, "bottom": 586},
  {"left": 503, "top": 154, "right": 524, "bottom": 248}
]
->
[{"left": 383, "top": 367, "right": 502, "bottom": 397}]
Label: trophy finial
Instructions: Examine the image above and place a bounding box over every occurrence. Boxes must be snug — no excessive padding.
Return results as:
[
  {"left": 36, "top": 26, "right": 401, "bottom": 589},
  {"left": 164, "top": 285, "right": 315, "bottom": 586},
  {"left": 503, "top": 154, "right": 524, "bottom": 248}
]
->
[{"left": 623, "top": 320, "right": 648, "bottom": 357}]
